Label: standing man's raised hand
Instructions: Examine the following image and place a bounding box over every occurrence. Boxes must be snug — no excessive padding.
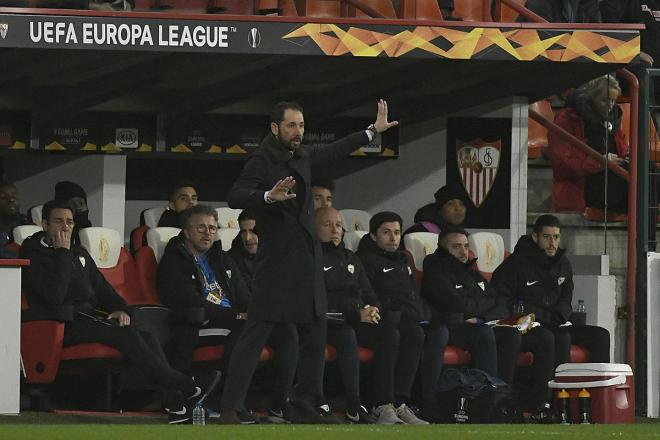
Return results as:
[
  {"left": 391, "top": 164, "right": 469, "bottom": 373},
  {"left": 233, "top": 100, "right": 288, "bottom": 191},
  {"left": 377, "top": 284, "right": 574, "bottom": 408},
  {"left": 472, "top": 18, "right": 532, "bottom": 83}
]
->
[{"left": 372, "top": 99, "right": 399, "bottom": 134}]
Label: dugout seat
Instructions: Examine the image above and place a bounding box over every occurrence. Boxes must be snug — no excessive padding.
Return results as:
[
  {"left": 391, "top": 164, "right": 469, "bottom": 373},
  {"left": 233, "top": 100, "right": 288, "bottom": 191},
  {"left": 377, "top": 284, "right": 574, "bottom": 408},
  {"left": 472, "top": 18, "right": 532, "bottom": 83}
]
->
[
  {"left": 12, "top": 224, "right": 42, "bottom": 246},
  {"left": 403, "top": 232, "right": 438, "bottom": 271},
  {"left": 467, "top": 231, "right": 508, "bottom": 281},
  {"left": 28, "top": 204, "right": 43, "bottom": 225},
  {"left": 298, "top": 0, "right": 341, "bottom": 17},
  {"left": 398, "top": 0, "right": 443, "bottom": 20},
  {"left": 340, "top": 209, "right": 371, "bottom": 232},
  {"left": 343, "top": 230, "right": 368, "bottom": 252},
  {"left": 142, "top": 207, "right": 168, "bottom": 229},
  {"left": 216, "top": 207, "right": 242, "bottom": 229},
  {"left": 215, "top": 228, "right": 239, "bottom": 251}
]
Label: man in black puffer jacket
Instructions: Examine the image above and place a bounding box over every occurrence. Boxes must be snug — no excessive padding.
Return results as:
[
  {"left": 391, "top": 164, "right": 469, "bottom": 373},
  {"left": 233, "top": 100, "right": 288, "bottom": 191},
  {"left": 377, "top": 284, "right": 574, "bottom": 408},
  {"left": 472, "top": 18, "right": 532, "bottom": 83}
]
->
[
  {"left": 228, "top": 208, "right": 258, "bottom": 292},
  {"left": 491, "top": 214, "right": 610, "bottom": 366},
  {"left": 356, "top": 211, "right": 428, "bottom": 425}
]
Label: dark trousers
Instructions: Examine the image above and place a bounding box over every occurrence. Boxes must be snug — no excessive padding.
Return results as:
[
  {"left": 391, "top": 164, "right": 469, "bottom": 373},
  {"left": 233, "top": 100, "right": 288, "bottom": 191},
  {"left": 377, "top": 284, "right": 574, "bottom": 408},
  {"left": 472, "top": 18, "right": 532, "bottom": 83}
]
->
[
  {"left": 421, "top": 325, "right": 449, "bottom": 406},
  {"left": 493, "top": 326, "right": 555, "bottom": 408},
  {"left": 447, "top": 322, "right": 498, "bottom": 376},
  {"left": 552, "top": 324, "right": 610, "bottom": 365},
  {"left": 64, "top": 316, "right": 196, "bottom": 406},
  {"left": 326, "top": 321, "right": 408, "bottom": 407},
  {"left": 166, "top": 313, "right": 243, "bottom": 374},
  {"left": 220, "top": 317, "right": 326, "bottom": 412},
  {"left": 360, "top": 319, "right": 424, "bottom": 406}
]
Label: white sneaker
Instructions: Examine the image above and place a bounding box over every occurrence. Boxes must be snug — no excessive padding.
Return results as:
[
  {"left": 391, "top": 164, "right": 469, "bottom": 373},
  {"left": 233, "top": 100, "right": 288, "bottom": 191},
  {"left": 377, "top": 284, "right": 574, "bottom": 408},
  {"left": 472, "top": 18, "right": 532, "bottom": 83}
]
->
[
  {"left": 371, "top": 403, "right": 404, "bottom": 424},
  {"left": 395, "top": 403, "right": 429, "bottom": 425}
]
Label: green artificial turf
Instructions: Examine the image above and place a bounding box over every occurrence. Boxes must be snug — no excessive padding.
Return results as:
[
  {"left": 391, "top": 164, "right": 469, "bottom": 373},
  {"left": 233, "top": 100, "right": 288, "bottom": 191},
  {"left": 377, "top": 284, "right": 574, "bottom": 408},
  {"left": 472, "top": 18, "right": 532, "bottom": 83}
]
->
[{"left": 1, "top": 421, "right": 660, "bottom": 440}]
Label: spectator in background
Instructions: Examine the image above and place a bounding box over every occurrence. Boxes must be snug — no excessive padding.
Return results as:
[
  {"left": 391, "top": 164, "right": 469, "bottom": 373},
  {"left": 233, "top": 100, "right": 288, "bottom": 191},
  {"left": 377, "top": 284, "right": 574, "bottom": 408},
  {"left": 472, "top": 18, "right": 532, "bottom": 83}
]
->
[
  {"left": 438, "top": 0, "right": 461, "bottom": 20},
  {"left": 0, "top": 181, "right": 29, "bottom": 245},
  {"left": 54, "top": 181, "right": 91, "bottom": 229},
  {"left": 356, "top": 211, "right": 429, "bottom": 425},
  {"left": 521, "top": 0, "right": 601, "bottom": 22},
  {"left": 546, "top": 75, "right": 629, "bottom": 214},
  {"left": 21, "top": 199, "right": 220, "bottom": 424},
  {"left": 228, "top": 208, "right": 258, "bottom": 291},
  {"left": 311, "top": 179, "right": 334, "bottom": 210},
  {"left": 158, "top": 181, "right": 199, "bottom": 228},
  {"left": 404, "top": 185, "right": 468, "bottom": 236}
]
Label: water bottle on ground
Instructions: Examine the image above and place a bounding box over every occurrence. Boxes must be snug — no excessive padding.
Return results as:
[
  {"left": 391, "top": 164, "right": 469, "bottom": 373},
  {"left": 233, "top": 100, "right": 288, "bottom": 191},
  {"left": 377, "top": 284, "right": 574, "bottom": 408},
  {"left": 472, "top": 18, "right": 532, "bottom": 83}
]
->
[
  {"left": 576, "top": 300, "right": 586, "bottom": 313},
  {"left": 193, "top": 402, "right": 206, "bottom": 425},
  {"left": 557, "top": 389, "right": 571, "bottom": 424},
  {"left": 578, "top": 388, "right": 591, "bottom": 424}
]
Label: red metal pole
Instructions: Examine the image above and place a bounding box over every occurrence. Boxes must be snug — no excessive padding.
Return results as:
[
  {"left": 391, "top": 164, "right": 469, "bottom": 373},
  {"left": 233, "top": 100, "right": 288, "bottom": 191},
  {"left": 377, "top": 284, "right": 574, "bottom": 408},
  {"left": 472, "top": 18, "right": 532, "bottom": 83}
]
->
[{"left": 619, "top": 68, "right": 639, "bottom": 371}]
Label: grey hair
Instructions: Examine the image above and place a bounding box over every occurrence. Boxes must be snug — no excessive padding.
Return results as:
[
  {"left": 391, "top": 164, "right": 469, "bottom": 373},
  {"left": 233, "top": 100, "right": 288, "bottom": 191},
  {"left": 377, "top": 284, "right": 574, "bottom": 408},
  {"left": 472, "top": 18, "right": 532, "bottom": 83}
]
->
[
  {"left": 574, "top": 74, "right": 621, "bottom": 102},
  {"left": 180, "top": 204, "right": 218, "bottom": 229}
]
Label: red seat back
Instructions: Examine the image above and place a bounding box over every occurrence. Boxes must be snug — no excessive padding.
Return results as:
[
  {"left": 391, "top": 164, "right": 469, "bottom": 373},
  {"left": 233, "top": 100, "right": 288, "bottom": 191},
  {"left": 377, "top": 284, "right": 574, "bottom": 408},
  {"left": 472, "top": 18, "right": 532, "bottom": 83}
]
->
[{"left": 133, "top": 246, "right": 163, "bottom": 305}]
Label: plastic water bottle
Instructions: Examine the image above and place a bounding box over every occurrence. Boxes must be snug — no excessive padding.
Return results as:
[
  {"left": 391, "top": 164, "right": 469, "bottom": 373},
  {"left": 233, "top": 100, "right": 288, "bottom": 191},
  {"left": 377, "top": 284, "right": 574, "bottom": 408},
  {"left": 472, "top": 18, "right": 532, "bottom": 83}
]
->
[
  {"left": 557, "top": 389, "right": 571, "bottom": 424},
  {"left": 576, "top": 300, "right": 586, "bottom": 313},
  {"left": 578, "top": 388, "right": 591, "bottom": 424},
  {"left": 514, "top": 300, "right": 525, "bottom": 316},
  {"left": 192, "top": 402, "right": 205, "bottom": 425}
]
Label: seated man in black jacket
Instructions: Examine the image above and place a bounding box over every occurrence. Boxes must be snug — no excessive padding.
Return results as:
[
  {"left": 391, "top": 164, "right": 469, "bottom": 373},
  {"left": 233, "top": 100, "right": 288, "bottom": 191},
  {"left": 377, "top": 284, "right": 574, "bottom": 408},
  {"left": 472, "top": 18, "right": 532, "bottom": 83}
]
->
[
  {"left": 491, "top": 215, "right": 610, "bottom": 367},
  {"left": 422, "top": 226, "right": 555, "bottom": 418},
  {"left": 158, "top": 180, "right": 198, "bottom": 228},
  {"left": 356, "top": 211, "right": 429, "bottom": 425},
  {"left": 316, "top": 207, "right": 387, "bottom": 424},
  {"left": 157, "top": 204, "right": 251, "bottom": 374},
  {"left": 21, "top": 200, "right": 219, "bottom": 424}
]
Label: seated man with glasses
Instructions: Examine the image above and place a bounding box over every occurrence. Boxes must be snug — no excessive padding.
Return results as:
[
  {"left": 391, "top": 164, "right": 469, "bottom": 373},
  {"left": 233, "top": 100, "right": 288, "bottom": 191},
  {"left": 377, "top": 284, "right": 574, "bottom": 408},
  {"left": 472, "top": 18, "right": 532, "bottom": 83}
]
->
[{"left": 157, "top": 204, "right": 253, "bottom": 380}]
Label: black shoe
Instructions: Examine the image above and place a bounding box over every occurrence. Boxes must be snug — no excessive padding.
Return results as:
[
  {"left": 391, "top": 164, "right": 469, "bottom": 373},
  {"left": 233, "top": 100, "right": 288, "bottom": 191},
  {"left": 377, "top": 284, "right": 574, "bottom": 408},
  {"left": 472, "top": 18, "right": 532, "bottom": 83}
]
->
[
  {"left": 318, "top": 404, "right": 345, "bottom": 424},
  {"left": 290, "top": 400, "right": 326, "bottom": 424},
  {"left": 530, "top": 403, "right": 556, "bottom": 424},
  {"left": 188, "top": 370, "right": 221, "bottom": 405},
  {"left": 166, "top": 405, "right": 191, "bottom": 424},
  {"left": 346, "top": 405, "right": 377, "bottom": 424},
  {"left": 237, "top": 409, "right": 258, "bottom": 424},
  {"left": 268, "top": 401, "right": 301, "bottom": 424}
]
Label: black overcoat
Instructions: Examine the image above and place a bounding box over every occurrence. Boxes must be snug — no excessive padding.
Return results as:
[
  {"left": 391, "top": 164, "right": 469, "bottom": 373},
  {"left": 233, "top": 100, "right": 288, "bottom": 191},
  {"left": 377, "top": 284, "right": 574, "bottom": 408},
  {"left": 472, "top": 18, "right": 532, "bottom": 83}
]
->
[{"left": 227, "top": 131, "right": 369, "bottom": 322}]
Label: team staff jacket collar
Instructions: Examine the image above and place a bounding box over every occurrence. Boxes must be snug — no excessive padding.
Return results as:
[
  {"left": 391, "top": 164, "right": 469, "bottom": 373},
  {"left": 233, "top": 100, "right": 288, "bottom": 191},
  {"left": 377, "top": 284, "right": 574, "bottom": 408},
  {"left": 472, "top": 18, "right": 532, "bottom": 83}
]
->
[
  {"left": 262, "top": 132, "right": 308, "bottom": 162},
  {"left": 421, "top": 247, "right": 507, "bottom": 324},
  {"left": 515, "top": 234, "right": 567, "bottom": 269},
  {"left": 156, "top": 233, "right": 249, "bottom": 312},
  {"left": 320, "top": 240, "right": 380, "bottom": 324},
  {"left": 20, "top": 230, "right": 129, "bottom": 315}
]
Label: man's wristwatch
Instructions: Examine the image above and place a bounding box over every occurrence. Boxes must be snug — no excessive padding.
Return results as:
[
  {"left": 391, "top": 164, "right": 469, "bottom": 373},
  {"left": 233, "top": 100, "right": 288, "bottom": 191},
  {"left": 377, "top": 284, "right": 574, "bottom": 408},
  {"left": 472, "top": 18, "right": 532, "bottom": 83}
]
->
[{"left": 367, "top": 124, "right": 378, "bottom": 137}]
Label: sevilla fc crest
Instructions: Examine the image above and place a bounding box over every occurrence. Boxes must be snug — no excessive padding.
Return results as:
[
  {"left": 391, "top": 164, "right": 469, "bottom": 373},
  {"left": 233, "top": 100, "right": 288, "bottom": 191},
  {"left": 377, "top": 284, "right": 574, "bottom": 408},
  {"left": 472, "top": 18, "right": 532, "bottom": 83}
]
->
[{"left": 456, "top": 138, "right": 501, "bottom": 208}]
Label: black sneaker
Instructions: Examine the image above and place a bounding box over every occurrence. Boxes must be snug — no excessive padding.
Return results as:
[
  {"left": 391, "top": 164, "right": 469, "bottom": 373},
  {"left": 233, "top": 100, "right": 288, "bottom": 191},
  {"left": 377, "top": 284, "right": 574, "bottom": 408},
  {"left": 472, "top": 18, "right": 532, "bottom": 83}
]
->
[
  {"left": 267, "top": 401, "right": 301, "bottom": 424},
  {"left": 290, "top": 400, "right": 326, "bottom": 424},
  {"left": 166, "top": 405, "right": 191, "bottom": 424},
  {"left": 530, "top": 403, "right": 556, "bottom": 424},
  {"left": 318, "top": 404, "right": 345, "bottom": 424},
  {"left": 188, "top": 370, "right": 221, "bottom": 405},
  {"left": 346, "top": 405, "right": 377, "bottom": 424},
  {"left": 237, "top": 409, "right": 258, "bottom": 424}
]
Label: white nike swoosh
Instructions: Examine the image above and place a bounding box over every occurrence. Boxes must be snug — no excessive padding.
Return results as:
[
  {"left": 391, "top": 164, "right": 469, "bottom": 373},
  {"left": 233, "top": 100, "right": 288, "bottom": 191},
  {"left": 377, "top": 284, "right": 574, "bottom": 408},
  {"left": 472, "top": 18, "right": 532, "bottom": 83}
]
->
[
  {"left": 383, "top": 268, "right": 395, "bottom": 273},
  {"left": 526, "top": 281, "right": 539, "bottom": 286},
  {"left": 166, "top": 406, "right": 187, "bottom": 416},
  {"left": 323, "top": 266, "right": 333, "bottom": 271},
  {"left": 455, "top": 285, "right": 463, "bottom": 289}
]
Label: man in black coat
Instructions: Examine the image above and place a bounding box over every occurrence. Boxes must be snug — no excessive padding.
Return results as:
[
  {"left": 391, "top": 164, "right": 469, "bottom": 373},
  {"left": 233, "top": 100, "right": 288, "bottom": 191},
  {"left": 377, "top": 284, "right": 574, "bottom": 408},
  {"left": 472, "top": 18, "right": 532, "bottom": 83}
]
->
[
  {"left": 355, "top": 211, "right": 428, "bottom": 424},
  {"left": 156, "top": 204, "right": 251, "bottom": 373},
  {"left": 491, "top": 215, "right": 610, "bottom": 366},
  {"left": 0, "top": 181, "right": 29, "bottom": 255},
  {"left": 219, "top": 100, "right": 398, "bottom": 423},
  {"left": 21, "top": 200, "right": 219, "bottom": 424}
]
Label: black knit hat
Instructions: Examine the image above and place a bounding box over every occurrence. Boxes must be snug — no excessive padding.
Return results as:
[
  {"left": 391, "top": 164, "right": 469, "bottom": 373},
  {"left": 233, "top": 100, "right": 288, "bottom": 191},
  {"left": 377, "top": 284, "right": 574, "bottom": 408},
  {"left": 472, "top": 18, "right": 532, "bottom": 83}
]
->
[
  {"left": 54, "top": 181, "right": 87, "bottom": 202},
  {"left": 434, "top": 185, "right": 469, "bottom": 209}
]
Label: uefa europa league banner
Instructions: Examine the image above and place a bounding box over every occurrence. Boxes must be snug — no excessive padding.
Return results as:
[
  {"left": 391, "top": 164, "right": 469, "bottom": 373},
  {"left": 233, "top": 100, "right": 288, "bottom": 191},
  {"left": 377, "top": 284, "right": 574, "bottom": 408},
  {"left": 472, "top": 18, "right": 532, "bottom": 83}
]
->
[{"left": 446, "top": 117, "right": 511, "bottom": 229}]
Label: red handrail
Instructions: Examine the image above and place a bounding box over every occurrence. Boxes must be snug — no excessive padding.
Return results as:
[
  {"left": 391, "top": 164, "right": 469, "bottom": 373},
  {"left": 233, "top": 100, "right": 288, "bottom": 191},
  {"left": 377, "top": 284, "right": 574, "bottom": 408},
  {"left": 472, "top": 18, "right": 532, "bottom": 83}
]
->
[{"left": 496, "top": 0, "right": 640, "bottom": 371}]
